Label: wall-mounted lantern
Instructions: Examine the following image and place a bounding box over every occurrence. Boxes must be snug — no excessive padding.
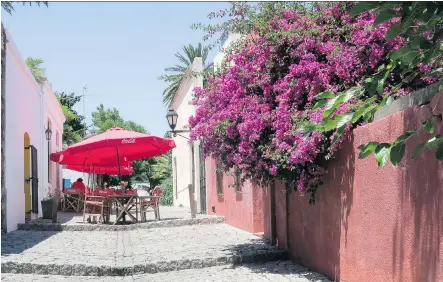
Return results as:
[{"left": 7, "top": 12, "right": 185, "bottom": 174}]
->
[{"left": 166, "top": 109, "right": 189, "bottom": 139}]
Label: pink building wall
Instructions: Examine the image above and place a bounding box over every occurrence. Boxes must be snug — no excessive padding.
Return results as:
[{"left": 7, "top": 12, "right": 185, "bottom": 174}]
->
[
  {"left": 264, "top": 101, "right": 443, "bottom": 281},
  {"left": 206, "top": 157, "right": 264, "bottom": 233}
]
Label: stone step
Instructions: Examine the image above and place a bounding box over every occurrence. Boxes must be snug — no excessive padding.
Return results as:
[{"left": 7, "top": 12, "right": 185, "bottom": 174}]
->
[
  {"left": 1, "top": 249, "right": 288, "bottom": 276},
  {"left": 1, "top": 261, "right": 331, "bottom": 281},
  {"left": 2, "top": 224, "right": 287, "bottom": 277},
  {"left": 17, "top": 217, "right": 225, "bottom": 231}
]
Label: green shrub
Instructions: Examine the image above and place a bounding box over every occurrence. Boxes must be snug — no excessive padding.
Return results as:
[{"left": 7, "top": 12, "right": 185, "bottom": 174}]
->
[{"left": 159, "top": 177, "right": 173, "bottom": 206}]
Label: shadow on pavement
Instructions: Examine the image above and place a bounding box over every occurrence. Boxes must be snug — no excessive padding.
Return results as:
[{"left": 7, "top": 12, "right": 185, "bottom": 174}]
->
[{"left": 1, "top": 230, "right": 59, "bottom": 256}]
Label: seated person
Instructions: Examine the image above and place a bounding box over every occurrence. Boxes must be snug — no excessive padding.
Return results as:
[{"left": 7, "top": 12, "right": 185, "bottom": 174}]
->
[{"left": 71, "top": 178, "right": 86, "bottom": 193}]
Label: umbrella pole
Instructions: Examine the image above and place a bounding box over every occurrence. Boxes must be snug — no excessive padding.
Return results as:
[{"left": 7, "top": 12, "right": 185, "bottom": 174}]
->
[{"left": 115, "top": 146, "right": 122, "bottom": 181}]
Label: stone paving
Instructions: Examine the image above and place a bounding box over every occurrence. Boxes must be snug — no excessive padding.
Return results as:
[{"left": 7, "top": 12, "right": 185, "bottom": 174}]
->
[
  {"left": 1, "top": 261, "right": 330, "bottom": 281},
  {"left": 2, "top": 224, "right": 287, "bottom": 275},
  {"left": 2, "top": 211, "right": 330, "bottom": 281}
]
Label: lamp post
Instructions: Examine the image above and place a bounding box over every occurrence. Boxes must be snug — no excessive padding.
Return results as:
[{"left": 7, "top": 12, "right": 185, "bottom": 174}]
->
[
  {"left": 45, "top": 122, "right": 52, "bottom": 181},
  {"left": 166, "top": 109, "right": 189, "bottom": 139}
]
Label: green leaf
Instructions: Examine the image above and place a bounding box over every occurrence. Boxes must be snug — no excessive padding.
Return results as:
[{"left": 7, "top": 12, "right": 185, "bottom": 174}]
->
[
  {"left": 297, "top": 123, "right": 317, "bottom": 135},
  {"left": 412, "top": 143, "right": 426, "bottom": 159},
  {"left": 350, "top": 2, "right": 379, "bottom": 17},
  {"left": 386, "top": 22, "right": 402, "bottom": 40},
  {"left": 323, "top": 87, "right": 362, "bottom": 118},
  {"left": 322, "top": 118, "right": 339, "bottom": 132},
  {"left": 336, "top": 113, "right": 353, "bottom": 129},
  {"left": 323, "top": 95, "right": 341, "bottom": 118},
  {"left": 436, "top": 143, "right": 443, "bottom": 161},
  {"left": 394, "top": 129, "right": 418, "bottom": 144},
  {"left": 374, "top": 9, "right": 397, "bottom": 25},
  {"left": 375, "top": 143, "right": 392, "bottom": 167},
  {"left": 410, "top": 37, "right": 425, "bottom": 49},
  {"left": 315, "top": 91, "right": 334, "bottom": 100},
  {"left": 377, "top": 77, "right": 386, "bottom": 95},
  {"left": 352, "top": 104, "right": 377, "bottom": 123},
  {"left": 391, "top": 46, "right": 411, "bottom": 60},
  {"left": 358, "top": 142, "right": 378, "bottom": 159},
  {"left": 426, "top": 68, "right": 443, "bottom": 77},
  {"left": 312, "top": 99, "right": 327, "bottom": 110},
  {"left": 390, "top": 143, "right": 406, "bottom": 165},
  {"left": 386, "top": 96, "right": 393, "bottom": 106},
  {"left": 422, "top": 120, "right": 434, "bottom": 134},
  {"left": 425, "top": 134, "right": 443, "bottom": 149}
]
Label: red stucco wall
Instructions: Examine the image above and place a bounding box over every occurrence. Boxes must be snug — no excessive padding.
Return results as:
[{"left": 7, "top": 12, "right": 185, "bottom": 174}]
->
[
  {"left": 266, "top": 103, "right": 443, "bottom": 282},
  {"left": 206, "top": 158, "right": 264, "bottom": 233}
]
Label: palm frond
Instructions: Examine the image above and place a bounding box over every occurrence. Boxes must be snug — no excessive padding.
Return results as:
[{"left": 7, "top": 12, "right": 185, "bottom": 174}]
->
[
  {"left": 164, "top": 65, "right": 188, "bottom": 73},
  {"left": 174, "top": 52, "right": 191, "bottom": 67},
  {"left": 2, "top": 1, "right": 48, "bottom": 14},
  {"left": 160, "top": 42, "right": 211, "bottom": 105}
]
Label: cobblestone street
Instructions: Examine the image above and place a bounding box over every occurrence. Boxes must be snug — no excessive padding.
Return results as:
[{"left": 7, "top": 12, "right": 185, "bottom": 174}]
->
[{"left": 2, "top": 220, "right": 330, "bottom": 281}]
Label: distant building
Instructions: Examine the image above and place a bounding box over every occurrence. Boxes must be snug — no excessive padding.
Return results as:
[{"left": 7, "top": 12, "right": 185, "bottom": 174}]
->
[
  {"left": 169, "top": 57, "right": 205, "bottom": 213},
  {"left": 1, "top": 28, "right": 65, "bottom": 232}
]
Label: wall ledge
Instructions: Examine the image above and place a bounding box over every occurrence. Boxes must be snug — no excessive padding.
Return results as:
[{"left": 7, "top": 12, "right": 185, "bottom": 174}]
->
[{"left": 374, "top": 81, "right": 443, "bottom": 121}]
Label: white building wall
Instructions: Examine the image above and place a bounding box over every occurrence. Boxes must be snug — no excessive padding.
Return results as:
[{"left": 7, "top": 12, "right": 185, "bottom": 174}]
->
[
  {"left": 171, "top": 57, "right": 204, "bottom": 212},
  {"left": 42, "top": 81, "right": 64, "bottom": 195},
  {"left": 213, "top": 33, "right": 243, "bottom": 72},
  {"left": 62, "top": 168, "right": 89, "bottom": 186},
  {"left": 4, "top": 30, "right": 64, "bottom": 232}
]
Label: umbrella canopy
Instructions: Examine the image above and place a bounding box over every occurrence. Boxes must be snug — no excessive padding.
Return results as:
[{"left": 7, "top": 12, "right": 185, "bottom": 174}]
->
[
  {"left": 50, "top": 127, "right": 176, "bottom": 169},
  {"left": 65, "top": 164, "right": 134, "bottom": 175}
]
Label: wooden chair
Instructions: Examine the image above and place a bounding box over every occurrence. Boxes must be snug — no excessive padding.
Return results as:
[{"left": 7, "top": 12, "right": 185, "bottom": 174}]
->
[
  {"left": 139, "top": 187, "right": 163, "bottom": 222},
  {"left": 62, "top": 188, "right": 83, "bottom": 212},
  {"left": 94, "top": 189, "right": 113, "bottom": 223},
  {"left": 83, "top": 195, "right": 108, "bottom": 224}
]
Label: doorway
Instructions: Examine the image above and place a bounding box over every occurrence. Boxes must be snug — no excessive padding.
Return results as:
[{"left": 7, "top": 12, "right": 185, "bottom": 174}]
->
[
  {"left": 24, "top": 133, "right": 31, "bottom": 220},
  {"left": 199, "top": 144, "right": 206, "bottom": 214}
]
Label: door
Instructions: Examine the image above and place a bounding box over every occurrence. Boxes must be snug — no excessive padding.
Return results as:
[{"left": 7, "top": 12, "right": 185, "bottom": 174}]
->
[
  {"left": 30, "top": 145, "right": 39, "bottom": 213},
  {"left": 199, "top": 144, "right": 206, "bottom": 214},
  {"left": 24, "top": 133, "right": 31, "bottom": 214}
]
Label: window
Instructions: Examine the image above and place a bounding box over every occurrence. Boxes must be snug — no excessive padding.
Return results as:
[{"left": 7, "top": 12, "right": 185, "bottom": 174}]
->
[
  {"left": 234, "top": 166, "right": 241, "bottom": 192},
  {"left": 216, "top": 161, "right": 223, "bottom": 195}
]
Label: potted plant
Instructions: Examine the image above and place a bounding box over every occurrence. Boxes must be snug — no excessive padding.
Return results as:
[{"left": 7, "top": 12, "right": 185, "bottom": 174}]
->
[{"left": 41, "top": 189, "right": 54, "bottom": 219}]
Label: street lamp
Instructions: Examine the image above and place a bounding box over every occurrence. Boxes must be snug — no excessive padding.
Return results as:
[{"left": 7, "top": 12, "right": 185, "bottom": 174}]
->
[
  {"left": 166, "top": 109, "right": 178, "bottom": 131},
  {"left": 166, "top": 109, "right": 189, "bottom": 139},
  {"left": 45, "top": 123, "right": 52, "bottom": 141}
]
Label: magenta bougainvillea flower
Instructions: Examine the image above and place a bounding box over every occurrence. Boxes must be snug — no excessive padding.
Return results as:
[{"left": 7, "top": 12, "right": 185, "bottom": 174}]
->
[{"left": 189, "top": 3, "right": 437, "bottom": 202}]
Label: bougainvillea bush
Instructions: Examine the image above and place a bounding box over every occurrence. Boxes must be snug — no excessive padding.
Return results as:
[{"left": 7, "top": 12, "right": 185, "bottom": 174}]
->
[{"left": 189, "top": 2, "right": 439, "bottom": 203}]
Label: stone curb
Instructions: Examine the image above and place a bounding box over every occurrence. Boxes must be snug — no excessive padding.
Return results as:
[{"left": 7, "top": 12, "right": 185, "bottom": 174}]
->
[
  {"left": 17, "top": 217, "right": 225, "bottom": 231},
  {"left": 1, "top": 250, "right": 288, "bottom": 276}
]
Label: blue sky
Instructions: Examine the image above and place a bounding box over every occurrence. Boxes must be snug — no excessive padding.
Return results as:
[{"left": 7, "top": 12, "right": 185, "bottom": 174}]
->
[{"left": 2, "top": 2, "right": 228, "bottom": 136}]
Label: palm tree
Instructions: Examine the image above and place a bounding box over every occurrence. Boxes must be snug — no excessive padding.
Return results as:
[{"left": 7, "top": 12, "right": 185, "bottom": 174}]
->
[
  {"left": 25, "top": 57, "right": 46, "bottom": 84},
  {"left": 160, "top": 43, "right": 213, "bottom": 106},
  {"left": 2, "top": 2, "right": 48, "bottom": 15}
]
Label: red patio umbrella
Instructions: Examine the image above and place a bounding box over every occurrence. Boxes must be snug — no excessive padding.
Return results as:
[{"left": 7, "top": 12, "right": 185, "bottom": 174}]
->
[
  {"left": 65, "top": 164, "right": 134, "bottom": 175},
  {"left": 51, "top": 127, "right": 176, "bottom": 178}
]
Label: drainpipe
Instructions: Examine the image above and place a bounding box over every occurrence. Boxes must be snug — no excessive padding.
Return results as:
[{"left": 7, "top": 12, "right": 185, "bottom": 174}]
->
[
  {"left": 39, "top": 81, "right": 44, "bottom": 218},
  {"left": 1, "top": 24, "right": 8, "bottom": 233}
]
